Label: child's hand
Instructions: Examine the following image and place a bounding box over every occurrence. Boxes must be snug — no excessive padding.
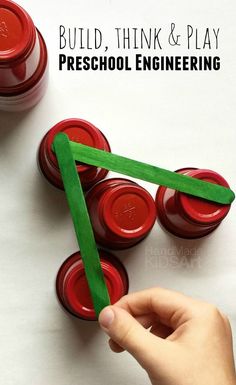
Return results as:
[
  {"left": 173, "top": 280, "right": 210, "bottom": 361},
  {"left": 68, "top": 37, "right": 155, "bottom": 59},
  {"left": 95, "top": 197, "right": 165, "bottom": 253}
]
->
[{"left": 98, "top": 288, "right": 236, "bottom": 385}]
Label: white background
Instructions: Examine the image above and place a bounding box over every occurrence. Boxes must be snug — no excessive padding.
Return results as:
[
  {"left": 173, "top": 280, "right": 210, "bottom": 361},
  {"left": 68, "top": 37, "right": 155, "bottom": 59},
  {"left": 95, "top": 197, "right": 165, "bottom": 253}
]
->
[{"left": 0, "top": 0, "right": 236, "bottom": 384}]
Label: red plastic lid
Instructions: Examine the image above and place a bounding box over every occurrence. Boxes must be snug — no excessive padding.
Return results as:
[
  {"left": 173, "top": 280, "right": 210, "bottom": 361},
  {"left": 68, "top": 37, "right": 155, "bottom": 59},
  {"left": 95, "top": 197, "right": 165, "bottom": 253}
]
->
[
  {"left": 101, "top": 185, "right": 156, "bottom": 239},
  {"left": 0, "top": 0, "right": 35, "bottom": 63},
  {"left": 63, "top": 255, "right": 128, "bottom": 320},
  {"left": 0, "top": 29, "right": 48, "bottom": 96},
  {"left": 178, "top": 169, "right": 231, "bottom": 225},
  {"left": 86, "top": 177, "right": 138, "bottom": 206},
  {"left": 46, "top": 119, "right": 105, "bottom": 173}
]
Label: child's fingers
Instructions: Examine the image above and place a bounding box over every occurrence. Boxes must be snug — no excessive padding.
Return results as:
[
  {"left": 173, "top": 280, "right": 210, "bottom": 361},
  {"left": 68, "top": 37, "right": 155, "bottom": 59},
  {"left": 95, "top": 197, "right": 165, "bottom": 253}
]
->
[
  {"left": 108, "top": 315, "right": 172, "bottom": 353},
  {"left": 114, "top": 287, "right": 200, "bottom": 328},
  {"left": 99, "top": 305, "right": 167, "bottom": 368}
]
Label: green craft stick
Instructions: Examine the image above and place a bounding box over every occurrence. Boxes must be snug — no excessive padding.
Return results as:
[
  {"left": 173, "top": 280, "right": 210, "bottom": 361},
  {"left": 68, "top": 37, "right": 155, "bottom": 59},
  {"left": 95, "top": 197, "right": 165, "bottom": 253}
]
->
[
  {"left": 53, "top": 133, "right": 110, "bottom": 318},
  {"left": 69, "top": 141, "right": 235, "bottom": 205}
]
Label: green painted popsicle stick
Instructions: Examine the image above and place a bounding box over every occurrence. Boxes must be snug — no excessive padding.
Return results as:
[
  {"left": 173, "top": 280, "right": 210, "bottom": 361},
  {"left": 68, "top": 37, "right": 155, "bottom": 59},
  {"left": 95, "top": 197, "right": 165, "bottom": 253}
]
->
[
  {"left": 69, "top": 141, "right": 235, "bottom": 205},
  {"left": 53, "top": 133, "right": 110, "bottom": 318}
]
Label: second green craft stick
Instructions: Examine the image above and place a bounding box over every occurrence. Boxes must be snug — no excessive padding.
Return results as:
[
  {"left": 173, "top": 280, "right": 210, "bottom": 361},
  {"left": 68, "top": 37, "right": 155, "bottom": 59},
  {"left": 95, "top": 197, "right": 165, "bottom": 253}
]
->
[
  {"left": 53, "top": 133, "right": 110, "bottom": 318},
  {"left": 69, "top": 141, "right": 235, "bottom": 205}
]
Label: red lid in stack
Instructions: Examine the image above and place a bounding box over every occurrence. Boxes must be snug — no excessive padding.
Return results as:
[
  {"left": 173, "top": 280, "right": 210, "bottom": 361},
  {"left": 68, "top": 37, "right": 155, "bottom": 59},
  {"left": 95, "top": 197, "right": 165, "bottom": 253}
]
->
[
  {"left": 0, "top": 0, "right": 35, "bottom": 64},
  {"left": 0, "top": 0, "right": 48, "bottom": 111}
]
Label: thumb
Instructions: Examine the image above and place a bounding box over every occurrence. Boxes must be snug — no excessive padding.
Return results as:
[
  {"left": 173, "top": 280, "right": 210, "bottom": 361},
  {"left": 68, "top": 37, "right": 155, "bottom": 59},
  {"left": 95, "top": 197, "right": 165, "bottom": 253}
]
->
[{"left": 98, "top": 305, "right": 166, "bottom": 368}]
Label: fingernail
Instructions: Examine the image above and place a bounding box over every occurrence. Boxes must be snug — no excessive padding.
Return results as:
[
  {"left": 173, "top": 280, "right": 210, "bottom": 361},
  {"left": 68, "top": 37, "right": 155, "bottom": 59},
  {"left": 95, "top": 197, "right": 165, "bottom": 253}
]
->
[{"left": 99, "top": 307, "right": 115, "bottom": 330}]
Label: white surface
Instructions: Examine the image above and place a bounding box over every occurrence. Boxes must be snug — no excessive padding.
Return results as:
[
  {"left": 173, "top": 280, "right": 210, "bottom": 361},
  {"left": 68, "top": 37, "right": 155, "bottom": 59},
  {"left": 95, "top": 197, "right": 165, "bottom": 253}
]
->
[{"left": 0, "top": 0, "right": 236, "bottom": 384}]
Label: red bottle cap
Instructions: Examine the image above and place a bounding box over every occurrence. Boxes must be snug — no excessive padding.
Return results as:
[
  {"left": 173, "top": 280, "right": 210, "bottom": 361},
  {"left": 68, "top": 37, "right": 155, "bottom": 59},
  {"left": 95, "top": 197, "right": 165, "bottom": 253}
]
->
[
  {"left": 0, "top": 0, "right": 35, "bottom": 63},
  {"left": 178, "top": 169, "right": 230, "bottom": 225},
  {"left": 100, "top": 185, "right": 156, "bottom": 239},
  {"left": 56, "top": 250, "right": 129, "bottom": 321}
]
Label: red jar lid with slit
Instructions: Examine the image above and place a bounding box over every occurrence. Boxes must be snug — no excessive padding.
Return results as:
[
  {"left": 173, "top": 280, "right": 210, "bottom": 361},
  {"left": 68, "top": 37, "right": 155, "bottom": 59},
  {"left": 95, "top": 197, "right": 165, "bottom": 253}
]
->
[{"left": 56, "top": 250, "right": 129, "bottom": 321}]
